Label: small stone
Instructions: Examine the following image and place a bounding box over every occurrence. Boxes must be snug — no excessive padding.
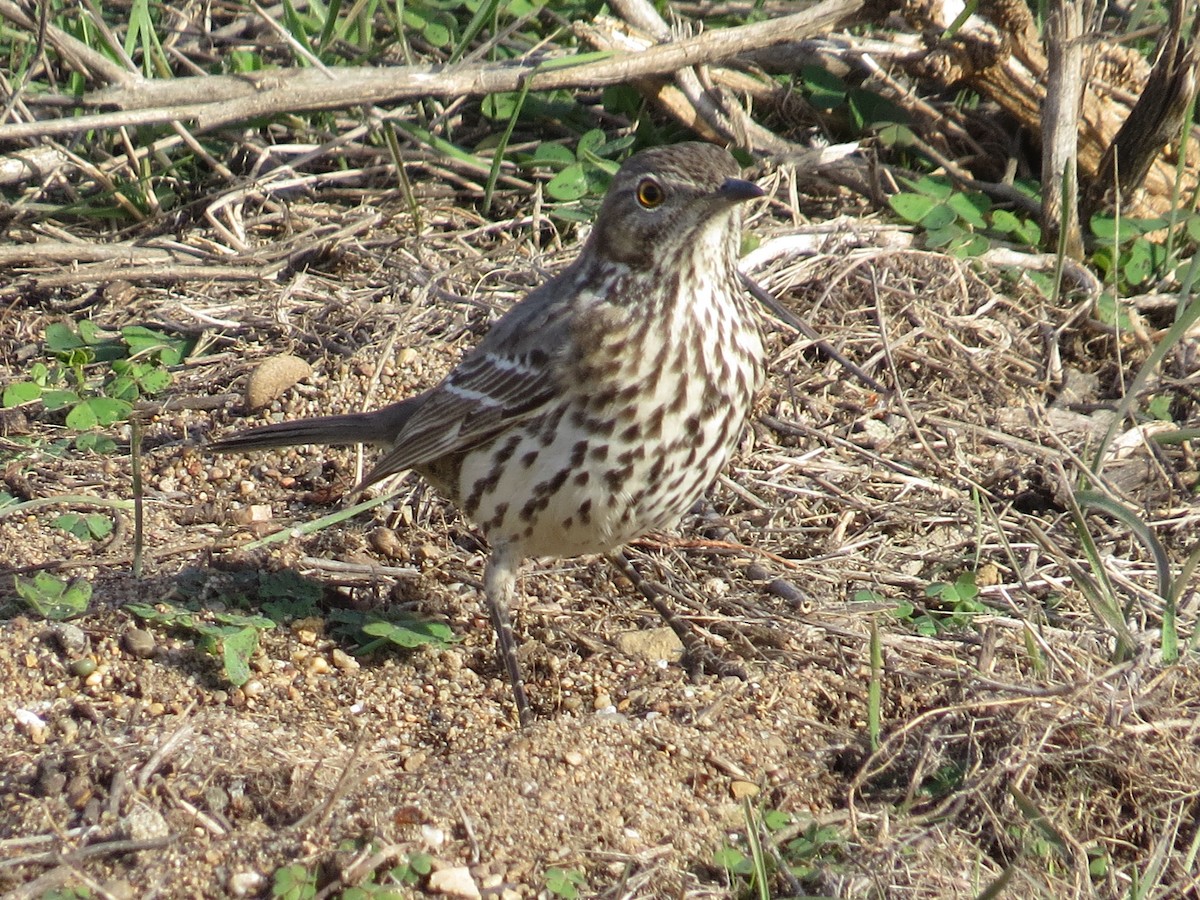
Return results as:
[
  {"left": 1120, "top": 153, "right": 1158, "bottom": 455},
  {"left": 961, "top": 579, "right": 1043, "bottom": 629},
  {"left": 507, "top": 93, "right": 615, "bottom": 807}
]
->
[
  {"left": 66, "top": 774, "right": 94, "bottom": 809},
  {"left": 563, "top": 751, "right": 584, "bottom": 767},
  {"left": 368, "top": 526, "right": 405, "bottom": 559},
  {"left": 49, "top": 623, "right": 88, "bottom": 656},
  {"left": 244, "top": 355, "right": 313, "bottom": 409},
  {"left": 38, "top": 767, "right": 66, "bottom": 797},
  {"left": 614, "top": 627, "right": 684, "bottom": 663},
  {"left": 427, "top": 866, "right": 481, "bottom": 899},
  {"left": 744, "top": 563, "right": 771, "bottom": 581},
  {"left": 123, "top": 802, "right": 169, "bottom": 841},
  {"left": 331, "top": 648, "right": 359, "bottom": 671},
  {"left": 70, "top": 658, "right": 97, "bottom": 677},
  {"left": 122, "top": 628, "right": 156, "bottom": 658},
  {"left": 205, "top": 786, "right": 230, "bottom": 815},
  {"left": 229, "top": 871, "right": 265, "bottom": 896},
  {"left": 100, "top": 878, "right": 136, "bottom": 900},
  {"left": 403, "top": 751, "right": 427, "bottom": 773},
  {"left": 730, "top": 780, "right": 759, "bottom": 800},
  {"left": 231, "top": 504, "right": 273, "bottom": 525}
]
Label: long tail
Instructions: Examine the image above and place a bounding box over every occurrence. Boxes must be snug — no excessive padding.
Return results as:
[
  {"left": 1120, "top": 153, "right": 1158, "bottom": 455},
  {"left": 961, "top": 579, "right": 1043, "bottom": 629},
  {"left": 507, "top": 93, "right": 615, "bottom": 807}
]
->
[{"left": 208, "top": 396, "right": 423, "bottom": 453}]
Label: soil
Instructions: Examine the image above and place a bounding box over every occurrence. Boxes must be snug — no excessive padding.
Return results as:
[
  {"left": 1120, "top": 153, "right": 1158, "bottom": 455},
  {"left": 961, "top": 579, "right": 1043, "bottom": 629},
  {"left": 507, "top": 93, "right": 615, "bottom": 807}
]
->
[{"left": 2, "top": 180, "right": 1198, "bottom": 899}]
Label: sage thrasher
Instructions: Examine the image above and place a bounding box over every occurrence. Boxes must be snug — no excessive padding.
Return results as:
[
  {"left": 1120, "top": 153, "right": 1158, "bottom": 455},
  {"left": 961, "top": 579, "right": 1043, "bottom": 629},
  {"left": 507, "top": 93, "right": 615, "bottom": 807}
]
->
[{"left": 210, "top": 141, "right": 765, "bottom": 725}]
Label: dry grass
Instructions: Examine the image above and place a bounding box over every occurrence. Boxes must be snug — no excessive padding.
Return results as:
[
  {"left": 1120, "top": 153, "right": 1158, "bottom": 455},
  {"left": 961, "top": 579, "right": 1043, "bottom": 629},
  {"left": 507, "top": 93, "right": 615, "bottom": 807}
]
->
[{"left": 1, "top": 170, "right": 1198, "bottom": 897}]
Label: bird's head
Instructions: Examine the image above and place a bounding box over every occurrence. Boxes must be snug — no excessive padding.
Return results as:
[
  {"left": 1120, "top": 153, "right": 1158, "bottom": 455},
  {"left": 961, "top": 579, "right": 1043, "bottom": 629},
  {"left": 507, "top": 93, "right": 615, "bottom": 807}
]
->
[{"left": 586, "top": 142, "right": 762, "bottom": 272}]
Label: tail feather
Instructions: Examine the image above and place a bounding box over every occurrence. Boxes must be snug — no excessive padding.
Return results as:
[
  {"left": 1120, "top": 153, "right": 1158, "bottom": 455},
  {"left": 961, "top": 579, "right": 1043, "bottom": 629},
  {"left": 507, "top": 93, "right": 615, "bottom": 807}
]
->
[{"left": 209, "top": 396, "right": 423, "bottom": 453}]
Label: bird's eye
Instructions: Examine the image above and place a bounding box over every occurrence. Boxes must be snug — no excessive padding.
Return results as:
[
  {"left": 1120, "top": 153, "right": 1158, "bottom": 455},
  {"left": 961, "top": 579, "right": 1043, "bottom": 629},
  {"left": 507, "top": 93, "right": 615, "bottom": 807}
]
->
[{"left": 635, "top": 178, "right": 665, "bottom": 209}]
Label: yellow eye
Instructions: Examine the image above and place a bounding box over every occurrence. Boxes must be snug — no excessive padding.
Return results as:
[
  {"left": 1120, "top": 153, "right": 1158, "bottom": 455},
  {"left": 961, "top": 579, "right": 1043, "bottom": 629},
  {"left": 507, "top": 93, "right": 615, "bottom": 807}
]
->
[{"left": 636, "top": 178, "right": 665, "bottom": 209}]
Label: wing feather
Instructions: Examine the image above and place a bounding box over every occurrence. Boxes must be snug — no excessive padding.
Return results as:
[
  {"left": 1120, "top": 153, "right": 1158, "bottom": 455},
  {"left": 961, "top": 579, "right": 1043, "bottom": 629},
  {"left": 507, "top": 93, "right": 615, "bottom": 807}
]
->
[{"left": 361, "top": 268, "right": 583, "bottom": 484}]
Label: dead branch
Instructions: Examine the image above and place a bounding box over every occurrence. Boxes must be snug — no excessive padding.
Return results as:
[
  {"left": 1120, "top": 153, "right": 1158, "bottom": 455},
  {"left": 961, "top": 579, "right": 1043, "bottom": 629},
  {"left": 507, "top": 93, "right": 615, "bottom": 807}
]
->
[{"left": 0, "top": 0, "right": 864, "bottom": 141}]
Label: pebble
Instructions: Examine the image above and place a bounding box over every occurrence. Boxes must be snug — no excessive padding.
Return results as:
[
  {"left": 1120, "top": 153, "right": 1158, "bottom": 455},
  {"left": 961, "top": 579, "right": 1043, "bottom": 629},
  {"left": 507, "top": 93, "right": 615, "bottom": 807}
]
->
[
  {"left": 367, "top": 526, "right": 405, "bottom": 559},
  {"left": 66, "top": 774, "right": 94, "bottom": 809},
  {"left": 613, "top": 627, "right": 683, "bottom": 663},
  {"left": 231, "top": 504, "right": 273, "bottom": 524},
  {"left": 244, "top": 355, "right": 313, "bottom": 409},
  {"left": 70, "top": 658, "right": 97, "bottom": 677},
  {"left": 228, "top": 871, "right": 265, "bottom": 896},
  {"left": 427, "top": 866, "right": 481, "bottom": 899},
  {"left": 730, "top": 779, "right": 760, "bottom": 799},
  {"left": 331, "top": 648, "right": 359, "bottom": 671},
  {"left": 123, "top": 802, "right": 169, "bottom": 841},
  {"left": 744, "top": 562, "right": 771, "bottom": 581},
  {"left": 122, "top": 628, "right": 156, "bottom": 658},
  {"left": 403, "top": 751, "right": 428, "bottom": 773},
  {"left": 38, "top": 767, "right": 66, "bottom": 797},
  {"left": 101, "top": 878, "right": 136, "bottom": 900},
  {"left": 49, "top": 622, "right": 89, "bottom": 656}
]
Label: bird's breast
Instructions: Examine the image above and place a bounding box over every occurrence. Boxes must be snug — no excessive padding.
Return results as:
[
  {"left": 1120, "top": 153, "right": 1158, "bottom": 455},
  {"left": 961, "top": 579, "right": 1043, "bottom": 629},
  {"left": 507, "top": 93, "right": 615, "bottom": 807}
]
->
[{"left": 449, "top": 263, "right": 762, "bottom": 561}]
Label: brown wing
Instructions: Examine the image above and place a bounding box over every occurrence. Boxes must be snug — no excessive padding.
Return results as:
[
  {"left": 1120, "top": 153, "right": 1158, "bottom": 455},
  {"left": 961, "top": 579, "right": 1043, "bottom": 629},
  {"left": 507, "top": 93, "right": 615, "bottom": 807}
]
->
[{"left": 360, "top": 266, "right": 584, "bottom": 485}]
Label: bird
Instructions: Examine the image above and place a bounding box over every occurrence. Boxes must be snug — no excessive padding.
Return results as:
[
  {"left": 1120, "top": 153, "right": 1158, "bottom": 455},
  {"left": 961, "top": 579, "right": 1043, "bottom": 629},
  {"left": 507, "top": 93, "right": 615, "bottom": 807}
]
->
[{"left": 210, "top": 141, "right": 766, "bottom": 725}]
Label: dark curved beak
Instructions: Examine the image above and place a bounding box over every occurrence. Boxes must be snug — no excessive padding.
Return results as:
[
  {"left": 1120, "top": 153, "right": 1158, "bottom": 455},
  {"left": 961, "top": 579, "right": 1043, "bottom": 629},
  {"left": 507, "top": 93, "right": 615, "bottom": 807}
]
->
[{"left": 716, "top": 177, "right": 764, "bottom": 203}]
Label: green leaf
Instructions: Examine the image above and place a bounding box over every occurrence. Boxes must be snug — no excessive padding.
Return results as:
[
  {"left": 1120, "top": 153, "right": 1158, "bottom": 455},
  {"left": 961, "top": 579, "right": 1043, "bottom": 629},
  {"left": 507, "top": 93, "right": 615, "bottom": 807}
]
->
[
  {"left": 848, "top": 88, "right": 909, "bottom": 129},
  {"left": 533, "top": 143, "right": 577, "bottom": 167},
  {"left": 482, "top": 91, "right": 520, "bottom": 120},
  {"left": 14, "top": 573, "right": 92, "bottom": 620},
  {"left": 924, "top": 222, "right": 965, "bottom": 248},
  {"left": 67, "top": 396, "right": 133, "bottom": 429},
  {"left": 888, "top": 192, "right": 935, "bottom": 224},
  {"left": 948, "top": 232, "right": 989, "bottom": 257},
  {"left": 105, "top": 375, "right": 141, "bottom": 402},
  {"left": 946, "top": 191, "right": 989, "bottom": 228},
  {"left": 361, "top": 617, "right": 454, "bottom": 648},
  {"left": 422, "top": 19, "right": 451, "bottom": 47},
  {"left": 1187, "top": 214, "right": 1200, "bottom": 243},
  {"left": 545, "top": 163, "right": 589, "bottom": 201},
  {"left": 1096, "top": 293, "right": 1133, "bottom": 330},
  {"left": 576, "top": 128, "right": 606, "bottom": 158},
  {"left": 991, "top": 209, "right": 1021, "bottom": 234},
  {"left": 45, "top": 322, "right": 84, "bottom": 352},
  {"left": 545, "top": 866, "right": 586, "bottom": 899},
  {"left": 75, "top": 433, "right": 118, "bottom": 454},
  {"left": 800, "top": 64, "right": 847, "bottom": 109},
  {"left": 54, "top": 513, "right": 100, "bottom": 540},
  {"left": 909, "top": 175, "right": 953, "bottom": 200},
  {"left": 407, "top": 852, "right": 432, "bottom": 875},
  {"left": 713, "top": 846, "right": 752, "bottom": 874},
  {"left": 877, "top": 123, "right": 915, "bottom": 147},
  {"left": 763, "top": 809, "right": 792, "bottom": 831},
  {"left": 919, "top": 202, "right": 958, "bottom": 230},
  {"left": 1146, "top": 395, "right": 1173, "bottom": 421},
  {"left": 121, "top": 325, "right": 174, "bottom": 355},
  {"left": 3, "top": 382, "right": 42, "bottom": 406},
  {"left": 77, "top": 320, "right": 105, "bottom": 345},
  {"left": 222, "top": 627, "right": 259, "bottom": 686},
  {"left": 42, "top": 389, "right": 80, "bottom": 410}
]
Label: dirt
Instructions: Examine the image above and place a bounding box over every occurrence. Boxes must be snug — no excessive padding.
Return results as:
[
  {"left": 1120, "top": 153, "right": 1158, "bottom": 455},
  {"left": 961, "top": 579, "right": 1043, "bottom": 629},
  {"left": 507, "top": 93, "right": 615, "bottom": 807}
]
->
[{"left": 2, "top": 183, "right": 1199, "bottom": 899}]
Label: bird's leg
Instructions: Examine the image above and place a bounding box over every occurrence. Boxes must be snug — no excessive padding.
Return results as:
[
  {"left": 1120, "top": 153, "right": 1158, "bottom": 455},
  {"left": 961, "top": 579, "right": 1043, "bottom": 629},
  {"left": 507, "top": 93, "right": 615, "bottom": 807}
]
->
[
  {"left": 610, "top": 551, "right": 747, "bottom": 680},
  {"left": 484, "top": 542, "right": 532, "bottom": 726}
]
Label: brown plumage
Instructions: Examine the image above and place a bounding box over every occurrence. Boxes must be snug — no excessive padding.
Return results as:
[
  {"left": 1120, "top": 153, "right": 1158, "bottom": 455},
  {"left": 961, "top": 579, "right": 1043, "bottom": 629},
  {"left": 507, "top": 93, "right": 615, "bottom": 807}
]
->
[{"left": 211, "top": 141, "right": 765, "bottom": 724}]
